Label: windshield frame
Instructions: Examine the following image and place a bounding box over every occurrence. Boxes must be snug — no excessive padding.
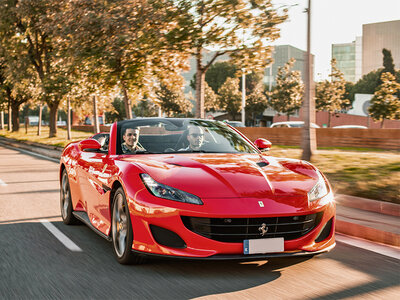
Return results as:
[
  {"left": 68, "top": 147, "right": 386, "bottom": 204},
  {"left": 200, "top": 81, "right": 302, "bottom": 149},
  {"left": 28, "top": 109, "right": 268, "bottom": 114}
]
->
[{"left": 116, "top": 118, "right": 260, "bottom": 155}]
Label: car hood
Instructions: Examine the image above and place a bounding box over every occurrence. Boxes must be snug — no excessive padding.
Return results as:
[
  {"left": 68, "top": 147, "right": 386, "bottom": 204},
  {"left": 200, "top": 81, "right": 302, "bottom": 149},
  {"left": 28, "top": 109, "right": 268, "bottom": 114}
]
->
[{"left": 121, "top": 153, "right": 319, "bottom": 202}]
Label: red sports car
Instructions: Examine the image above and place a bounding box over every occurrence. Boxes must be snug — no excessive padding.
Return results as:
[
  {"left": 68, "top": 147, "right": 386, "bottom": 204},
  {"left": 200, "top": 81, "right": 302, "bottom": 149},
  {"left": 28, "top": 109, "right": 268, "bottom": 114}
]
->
[{"left": 60, "top": 118, "right": 335, "bottom": 264}]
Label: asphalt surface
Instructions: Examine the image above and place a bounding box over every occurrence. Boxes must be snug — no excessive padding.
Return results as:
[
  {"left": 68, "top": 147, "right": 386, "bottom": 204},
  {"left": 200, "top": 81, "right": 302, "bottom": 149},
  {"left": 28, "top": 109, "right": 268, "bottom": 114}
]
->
[{"left": 0, "top": 145, "right": 399, "bottom": 300}]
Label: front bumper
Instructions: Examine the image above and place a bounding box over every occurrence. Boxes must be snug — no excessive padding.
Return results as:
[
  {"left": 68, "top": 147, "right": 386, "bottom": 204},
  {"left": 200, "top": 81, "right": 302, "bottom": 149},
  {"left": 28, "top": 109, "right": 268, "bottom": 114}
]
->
[{"left": 127, "top": 190, "right": 336, "bottom": 259}]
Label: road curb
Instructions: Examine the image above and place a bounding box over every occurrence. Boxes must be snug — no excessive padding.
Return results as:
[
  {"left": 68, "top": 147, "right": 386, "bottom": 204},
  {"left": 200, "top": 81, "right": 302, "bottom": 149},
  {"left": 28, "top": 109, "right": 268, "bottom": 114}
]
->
[
  {"left": 0, "top": 136, "right": 62, "bottom": 160},
  {"left": 336, "top": 194, "right": 400, "bottom": 217},
  {"left": 336, "top": 219, "right": 400, "bottom": 247}
]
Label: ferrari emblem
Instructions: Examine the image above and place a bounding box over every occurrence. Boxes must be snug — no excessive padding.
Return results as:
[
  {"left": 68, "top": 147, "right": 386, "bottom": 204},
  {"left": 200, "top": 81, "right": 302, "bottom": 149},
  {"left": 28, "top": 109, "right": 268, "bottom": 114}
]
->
[
  {"left": 258, "top": 201, "right": 264, "bottom": 207},
  {"left": 258, "top": 223, "right": 268, "bottom": 236}
]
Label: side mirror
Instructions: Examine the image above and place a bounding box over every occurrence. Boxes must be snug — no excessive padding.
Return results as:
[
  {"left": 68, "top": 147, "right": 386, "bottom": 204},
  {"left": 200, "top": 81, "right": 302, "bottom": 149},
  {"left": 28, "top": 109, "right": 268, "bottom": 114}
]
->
[
  {"left": 254, "top": 138, "right": 272, "bottom": 152},
  {"left": 79, "top": 139, "right": 102, "bottom": 152}
]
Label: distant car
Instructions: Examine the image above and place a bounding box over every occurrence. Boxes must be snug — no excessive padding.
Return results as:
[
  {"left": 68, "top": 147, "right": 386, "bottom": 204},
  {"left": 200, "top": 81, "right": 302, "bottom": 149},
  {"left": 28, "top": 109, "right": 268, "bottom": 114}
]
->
[
  {"left": 332, "top": 125, "right": 368, "bottom": 129},
  {"left": 270, "top": 121, "right": 320, "bottom": 128},
  {"left": 60, "top": 118, "right": 335, "bottom": 264},
  {"left": 224, "top": 120, "right": 245, "bottom": 127}
]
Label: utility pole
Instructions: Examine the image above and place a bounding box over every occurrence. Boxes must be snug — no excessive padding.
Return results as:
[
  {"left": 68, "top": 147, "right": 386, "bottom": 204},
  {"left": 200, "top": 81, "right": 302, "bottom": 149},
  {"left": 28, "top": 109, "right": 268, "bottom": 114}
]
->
[
  {"left": 67, "top": 96, "right": 71, "bottom": 140},
  {"left": 301, "top": 0, "right": 316, "bottom": 161},
  {"left": 241, "top": 69, "right": 246, "bottom": 124},
  {"left": 93, "top": 95, "right": 100, "bottom": 134}
]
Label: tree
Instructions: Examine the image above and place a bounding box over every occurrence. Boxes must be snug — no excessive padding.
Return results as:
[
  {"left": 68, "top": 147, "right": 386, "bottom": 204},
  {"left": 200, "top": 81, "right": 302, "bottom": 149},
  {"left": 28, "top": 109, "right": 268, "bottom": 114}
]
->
[
  {"left": 382, "top": 48, "right": 395, "bottom": 76},
  {"left": 204, "top": 82, "right": 219, "bottom": 112},
  {"left": 218, "top": 77, "right": 242, "bottom": 120},
  {"left": 59, "top": 0, "right": 189, "bottom": 120},
  {"left": 315, "top": 59, "right": 350, "bottom": 127},
  {"left": 156, "top": 84, "right": 192, "bottom": 117},
  {"left": 190, "top": 61, "right": 237, "bottom": 94},
  {"left": 245, "top": 82, "right": 268, "bottom": 126},
  {"left": 176, "top": 0, "right": 288, "bottom": 118},
  {"left": 269, "top": 58, "right": 304, "bottom": 120},
  {"left": 368, "top": 72, "right": 400, "bottom": 128}
]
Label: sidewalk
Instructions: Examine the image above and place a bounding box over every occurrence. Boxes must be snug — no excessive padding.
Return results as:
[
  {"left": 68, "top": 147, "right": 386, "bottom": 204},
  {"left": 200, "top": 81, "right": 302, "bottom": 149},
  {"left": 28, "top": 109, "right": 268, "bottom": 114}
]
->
[
  {"left": 336, "top": 194, "right": 400, "bottom": 247},
  {"left": 0, "top": 136, "right": 399, "bottom": 248}
]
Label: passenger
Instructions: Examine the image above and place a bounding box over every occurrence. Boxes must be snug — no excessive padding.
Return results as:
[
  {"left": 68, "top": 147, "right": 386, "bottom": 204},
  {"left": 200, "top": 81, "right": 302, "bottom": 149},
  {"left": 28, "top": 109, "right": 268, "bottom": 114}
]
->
[
  {"left": 121, "top": 127, "right": 145, "bottom": 153},
  {"left": 179, "top": 126, "right": 205, "bottom": 151}
]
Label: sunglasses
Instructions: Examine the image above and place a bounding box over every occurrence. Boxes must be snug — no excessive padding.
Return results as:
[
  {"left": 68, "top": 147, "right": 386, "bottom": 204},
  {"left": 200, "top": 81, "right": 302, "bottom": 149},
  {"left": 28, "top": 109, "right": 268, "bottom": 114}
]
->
[{"left": 190, "top": 133, "right": 204, "bottom": 138}]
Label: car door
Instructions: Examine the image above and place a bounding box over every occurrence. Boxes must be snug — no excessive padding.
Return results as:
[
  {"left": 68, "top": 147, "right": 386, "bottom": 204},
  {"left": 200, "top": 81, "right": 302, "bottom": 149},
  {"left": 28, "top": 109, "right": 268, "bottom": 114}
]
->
[{"left": 77, "top": 150, "right": 115, "bottom": 235}]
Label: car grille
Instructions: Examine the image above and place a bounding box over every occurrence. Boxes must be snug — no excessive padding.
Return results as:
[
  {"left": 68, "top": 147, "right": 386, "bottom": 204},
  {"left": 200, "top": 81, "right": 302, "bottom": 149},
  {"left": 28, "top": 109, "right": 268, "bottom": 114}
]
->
[{"left": 181, "top": 212, "right": 323, "bottom": 243}]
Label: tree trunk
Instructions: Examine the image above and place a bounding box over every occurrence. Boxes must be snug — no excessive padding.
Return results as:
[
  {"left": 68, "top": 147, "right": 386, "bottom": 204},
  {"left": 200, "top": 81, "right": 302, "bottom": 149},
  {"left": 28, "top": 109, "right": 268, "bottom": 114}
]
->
[
  {"left": 121, "top": 84, "right": 132, "bottom": 119},
  {"left": 37, "top": 104, "right": 42, "bottom": 136},
  {"left": 381, "top": 119, "right": 385, "bottom": 128},
  {"left": 8, "top": 101, "right": 12, "bottom": 131},
  {"left": 328, "top": 112, "right": 331, "bottom": 127},
  {"left": 0, "top": 111, "right": 4, "bottom": 130},
  {"left": 11, "top": 102, "right": 20, "bottom": 132},
  {"left": 287, "top": 113, "right": 290, "bottom": 121},
  {"left": 93, "top": 95, "right": 100, "bottom": 134},
  {"left": 48, "top": 102, "right": 58, "bottom": 138},
  {"left": 195, "top": 58, "right": 205, "bottom": 119},
  {"left": 67, "top": 97, "right": 71, "bottom": 140}
]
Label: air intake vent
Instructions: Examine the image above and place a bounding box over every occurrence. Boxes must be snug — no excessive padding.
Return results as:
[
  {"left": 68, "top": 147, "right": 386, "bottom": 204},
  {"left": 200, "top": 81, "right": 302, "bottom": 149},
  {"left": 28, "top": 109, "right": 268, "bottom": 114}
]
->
[
  {"left": 256, "top": 161, "right": 268, "bottom": 168},
  {"left": 182, "top": 212, "right": 323, "bottom": 243}
]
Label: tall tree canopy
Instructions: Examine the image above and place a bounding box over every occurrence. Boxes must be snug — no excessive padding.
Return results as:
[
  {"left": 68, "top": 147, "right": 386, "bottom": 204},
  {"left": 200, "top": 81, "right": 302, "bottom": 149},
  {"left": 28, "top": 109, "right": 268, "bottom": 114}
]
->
[
  {"left": 175, "top": 0, "right": 287, "bottom": 118},
  {"left": 269, "top": 58, "right": 304, "bottom": 120},
  {"left": 315, "top": 59, "right": 350, "bottom": 126},
  {"left": 56, "top": 0, "right": 190, "bottom": 120},
  {"left": 218, "top": 77, "right": 242, "bottom": 120},
  {"left": 369, "top": 72, "right": 400, "bottom": 128}
]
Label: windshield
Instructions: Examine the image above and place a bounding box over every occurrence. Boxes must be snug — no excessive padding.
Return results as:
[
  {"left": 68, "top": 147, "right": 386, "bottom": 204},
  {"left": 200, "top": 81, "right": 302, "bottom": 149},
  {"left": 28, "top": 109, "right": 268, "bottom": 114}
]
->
[{"left": 117, "top": 119, "right": 258, "bottom": 155}]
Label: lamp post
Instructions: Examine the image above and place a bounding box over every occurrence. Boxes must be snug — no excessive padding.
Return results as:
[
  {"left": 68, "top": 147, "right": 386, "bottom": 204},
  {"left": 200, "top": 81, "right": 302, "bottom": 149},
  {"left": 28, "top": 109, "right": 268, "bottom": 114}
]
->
[
  {"left": 241, "top": 68, "right": 246, "bottom": 125},
  {"left": 301, "top": 0, "right": 316, "bottom": 161}
]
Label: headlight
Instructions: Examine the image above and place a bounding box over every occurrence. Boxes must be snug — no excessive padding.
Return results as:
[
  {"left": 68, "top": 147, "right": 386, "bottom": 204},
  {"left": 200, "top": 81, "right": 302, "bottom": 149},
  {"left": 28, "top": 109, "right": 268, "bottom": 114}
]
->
[
  {"left": 140, "top": 174, "right": 203, "bottom": 205},
  {"left": 308, "top": 171, "right": 329, "bottom": 202}
]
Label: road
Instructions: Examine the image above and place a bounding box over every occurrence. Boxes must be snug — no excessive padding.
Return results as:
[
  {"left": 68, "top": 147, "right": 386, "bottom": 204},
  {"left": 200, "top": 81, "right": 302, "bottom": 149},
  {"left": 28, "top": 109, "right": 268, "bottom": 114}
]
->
[{"left": 0, "top": 145, "right": 399, "bottom": 299}]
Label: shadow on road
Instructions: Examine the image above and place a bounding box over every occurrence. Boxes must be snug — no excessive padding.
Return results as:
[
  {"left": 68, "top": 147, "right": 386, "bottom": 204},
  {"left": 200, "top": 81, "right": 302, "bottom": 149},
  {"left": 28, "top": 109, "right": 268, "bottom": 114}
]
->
[{"left": 0, "top": 221, "right": 314, "bottom": 299}]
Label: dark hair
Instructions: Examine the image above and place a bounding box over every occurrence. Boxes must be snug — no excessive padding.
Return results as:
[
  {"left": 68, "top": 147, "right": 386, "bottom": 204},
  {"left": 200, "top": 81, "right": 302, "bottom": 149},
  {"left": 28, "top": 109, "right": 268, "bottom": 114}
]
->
[{"left": 122, "top": 127, "right": 138, "bottom": 136}]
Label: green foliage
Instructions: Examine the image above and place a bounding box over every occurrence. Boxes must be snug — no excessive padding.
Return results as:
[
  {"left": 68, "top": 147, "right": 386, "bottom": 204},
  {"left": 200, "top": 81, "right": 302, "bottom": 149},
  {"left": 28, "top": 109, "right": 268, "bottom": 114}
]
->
[
  {"left": 368, "top": 72, "right": 400, "bottom": 127},
  {"left": 218, "top": 77, "right": 242, "bottom": 120},
  {"left": 156, "top": 84, "right": 192, "bottom": 117},
  {"left": 105, "top": 98, "right": 126, "bottom": 123},
  {"left": 204, "top": 82, "right": 219, "bottom": 112},
  {"left": 382, "top": 48, "right": 395, "bottom": 75},
  {"left": 315, "top": 59, "right": 350, "bottom": 115},
  {"left": 191, "top": 61, "right": 237, "bottom": 93},
  {"left": 133, "top": 99, "right": 159, "bottom": 118},
  {"left": 269, "top": 58, "right": 304, "bottom": 118},
  {"left": 352, "top": 69, "right": 382, "bottom": 95},
  {"left": 176, "top": 0, "right": 288, "bottom": 117},
  {"left": 245, "top": 82, "right": 268, "bottom": 125}
]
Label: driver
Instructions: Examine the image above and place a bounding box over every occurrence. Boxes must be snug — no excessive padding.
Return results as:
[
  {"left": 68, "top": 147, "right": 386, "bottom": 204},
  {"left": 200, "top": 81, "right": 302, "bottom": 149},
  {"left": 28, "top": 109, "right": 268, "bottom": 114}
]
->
[
  {"left": 121, "top": 127, "right": 145, "bottom": 153},
  {"left": 179, "top": 126, "right": 204, "bottom": 151}
]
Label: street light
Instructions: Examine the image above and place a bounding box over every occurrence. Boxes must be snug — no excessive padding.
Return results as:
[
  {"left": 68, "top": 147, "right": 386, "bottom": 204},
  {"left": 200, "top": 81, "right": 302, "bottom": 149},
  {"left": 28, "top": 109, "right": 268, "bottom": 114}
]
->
[{"left": 241, "top": 68, "right": 246, "bottom": 125}]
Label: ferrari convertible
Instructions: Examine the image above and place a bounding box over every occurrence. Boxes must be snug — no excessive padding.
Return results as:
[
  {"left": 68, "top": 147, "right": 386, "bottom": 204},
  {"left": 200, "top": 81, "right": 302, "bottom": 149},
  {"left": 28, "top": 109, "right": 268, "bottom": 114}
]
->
[{"left": 60, "top": 118, "right": 335, "bottom": 264}]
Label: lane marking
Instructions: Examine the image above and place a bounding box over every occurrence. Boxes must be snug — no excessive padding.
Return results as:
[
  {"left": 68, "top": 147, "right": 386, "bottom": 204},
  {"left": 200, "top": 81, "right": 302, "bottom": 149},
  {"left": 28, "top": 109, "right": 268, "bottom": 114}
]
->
[
  {"left": 0, "top": 179, "right": 7, "bottom": 186},
  {"left": 40, "top": 219, "right": 82, "bottom": 252},
  {"left": 336, "top": 233, "right": 400, "bottom": 260}
]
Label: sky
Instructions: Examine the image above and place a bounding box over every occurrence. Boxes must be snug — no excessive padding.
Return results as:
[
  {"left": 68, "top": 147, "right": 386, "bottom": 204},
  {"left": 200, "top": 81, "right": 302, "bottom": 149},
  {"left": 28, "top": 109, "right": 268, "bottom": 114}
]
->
[{"left": 272, "top": 0, "right": 400, "bottom": 80}]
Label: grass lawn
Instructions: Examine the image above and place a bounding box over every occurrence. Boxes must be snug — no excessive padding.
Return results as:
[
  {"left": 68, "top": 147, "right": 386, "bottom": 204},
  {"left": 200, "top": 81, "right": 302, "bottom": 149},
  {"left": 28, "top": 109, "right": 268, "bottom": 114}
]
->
[
  {"left": 0, "top": 126, "right": 93, "bottom": 148},
  {"left": 269, "top": 147, "right": 400, "bottom": 204},
  {"left": 1, "top": 126, "right": 399, "bottom": 204}
]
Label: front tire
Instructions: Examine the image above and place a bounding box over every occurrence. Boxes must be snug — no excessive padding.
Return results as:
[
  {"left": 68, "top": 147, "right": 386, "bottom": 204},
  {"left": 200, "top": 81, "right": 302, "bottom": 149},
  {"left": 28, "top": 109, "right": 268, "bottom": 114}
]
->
[
  {"left": 60, "top": 169, "right": 79, "bottom": 225},
  {"left": 111, "top": 187, "right": 145, "bottom": 265}
]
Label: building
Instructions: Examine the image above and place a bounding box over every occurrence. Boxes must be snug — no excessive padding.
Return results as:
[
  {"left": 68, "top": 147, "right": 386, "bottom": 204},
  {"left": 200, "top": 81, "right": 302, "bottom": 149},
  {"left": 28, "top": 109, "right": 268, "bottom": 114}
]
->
[
  {"left": 332, "top": 37, "right": 362, "bottom": 82},
  {"left": 362, "top": 20, "right": 400, "bottom": 75},
  {"left": 264, "top": 45, "right": 311, "bottom": 89}
]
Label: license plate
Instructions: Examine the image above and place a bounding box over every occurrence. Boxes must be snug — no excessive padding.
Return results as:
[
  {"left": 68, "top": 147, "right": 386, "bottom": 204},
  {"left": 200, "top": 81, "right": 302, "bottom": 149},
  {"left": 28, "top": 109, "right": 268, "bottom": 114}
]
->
[{"left": 243, "top": 238, "right": 284, "bottom": 255}]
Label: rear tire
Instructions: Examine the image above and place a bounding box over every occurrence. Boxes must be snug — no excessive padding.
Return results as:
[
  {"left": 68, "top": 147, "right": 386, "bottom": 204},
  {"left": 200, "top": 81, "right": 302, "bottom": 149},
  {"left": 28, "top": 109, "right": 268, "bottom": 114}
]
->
[
  {"left": 60, "top": 169, "right": 79, "bottom": 225},
  {"left": 111, "top": 187, "right": 146, "bottom": 265}
]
